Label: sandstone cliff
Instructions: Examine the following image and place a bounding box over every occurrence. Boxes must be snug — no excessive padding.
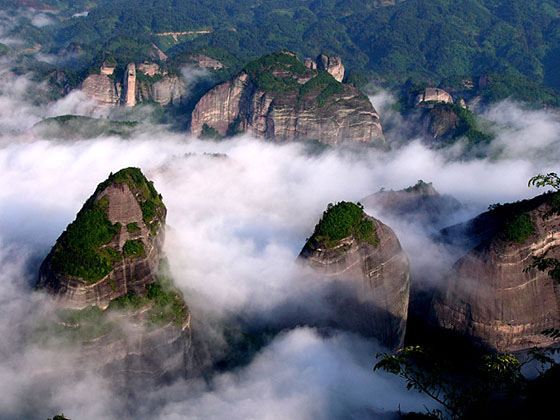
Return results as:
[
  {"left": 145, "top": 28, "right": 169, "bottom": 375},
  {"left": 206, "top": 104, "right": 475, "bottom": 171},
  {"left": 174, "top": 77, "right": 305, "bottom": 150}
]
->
[
  {"left": 37, "top": 167, "right": 192, "bottom": 383},
  {"left": 433, "top": 192, "right": 560, "bottom": 351},
  {"left": 81, "top": 73, "right": 121, "bottom": 106},
  {"left": 191, "top": 51, "right": 383, "bottom": 145},
  {"left": 38, "top": 168, "right": 168, "bottom": 308},
  {"left": 299, "top": 202, "right": 410, "bottom": 349},
  {"left": 362, "top": 180, "right": 463, "bottom": 231},
  {"left": 415, "top": 87, "right": 453, "bottom": 107},
  {"left": 80, "top": 62, "right": 186, "bottom": 107}
]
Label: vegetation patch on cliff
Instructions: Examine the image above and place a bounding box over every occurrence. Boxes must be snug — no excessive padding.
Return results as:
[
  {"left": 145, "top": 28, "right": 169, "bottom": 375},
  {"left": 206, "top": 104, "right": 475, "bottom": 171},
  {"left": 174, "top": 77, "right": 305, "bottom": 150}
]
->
[
  {"left": 109, "top": 274, "right": 188, "bottom": 328},
  {"left": 49, "top": 168, "right": 165, "bottom": 283},
  {"left": 502, "top": 213, "right": 535, "bottom": 243},
  {"left": 298, "top": 70, "right": 344, "bottom": 107},
  {"left": 50, "top": 202, "right": 121, "bottom": 283},
  {"left": 123, "top": 239, "right": 145, "bottom": 258},
  {"left": 33, "top": 115, "right": 139, "bottom": 139},
  {"left": 244, "top": 51, "right": 310, "bottom": 93},
  {"left": 309, "top": 201, "right": 378, "bottom": 248}
]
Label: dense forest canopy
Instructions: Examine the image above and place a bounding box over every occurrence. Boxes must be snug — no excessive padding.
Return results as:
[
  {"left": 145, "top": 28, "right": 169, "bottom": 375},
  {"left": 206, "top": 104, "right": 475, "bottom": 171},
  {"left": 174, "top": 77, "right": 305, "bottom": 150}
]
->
[{"left": 4, "top": 0, "right": 560, "bottom": 104}]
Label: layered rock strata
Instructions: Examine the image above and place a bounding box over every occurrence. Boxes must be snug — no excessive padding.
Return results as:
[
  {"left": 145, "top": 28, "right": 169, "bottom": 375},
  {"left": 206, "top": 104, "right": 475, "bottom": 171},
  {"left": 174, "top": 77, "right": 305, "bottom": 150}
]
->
[
  {"left": 38, "top": 168, "right": 167, "bottom": 309},
  {"left": 299, "top": 202, "right": 410, "bottom": 349},
  {"left": 191, "top": 51, "right": 383, "bottom": 145},
  {"left": 81, "top": 73, "right": 121, "bottom": 106},
  {"left": 37, "top": 167, "right": 192, "bottom": 383},
  {"left": 434, "top": 192, "right": 560, "bottom": 351}
]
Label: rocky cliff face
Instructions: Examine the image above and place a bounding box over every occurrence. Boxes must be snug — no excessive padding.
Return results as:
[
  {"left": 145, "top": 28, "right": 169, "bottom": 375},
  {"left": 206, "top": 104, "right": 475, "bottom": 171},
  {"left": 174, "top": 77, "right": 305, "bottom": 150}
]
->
[
  {"left": 80, "top": 62, "right": 186, "bottom": 107},
  {"left": 299, "top": 202, "right": 410, "bottom": 349},
  {"left": 138, "top": 75, "right": 187, "bottom": 106},
  {"left": 362, "top": 180, "right": 463, "bottom": 231},
  {"left": 37, "top": 167, "right": 192, "bottom": 383},
  {"left": 434, "top": 192, "right": 560, "bottom": 351},
  {"left": 81, "top": 73, "right": 121, "bottom": 106},
  {"left": 191, "top": 51, "right": 383, "bottom": 145},
  {"left": 38, "top": 168, "right": 167, "bottom": 308},
  {"left": 415, "top": 87, "right": 453, "bottom": 107},
  {"left": 316, "top": 54, "right": 345, "bottom": 82}
]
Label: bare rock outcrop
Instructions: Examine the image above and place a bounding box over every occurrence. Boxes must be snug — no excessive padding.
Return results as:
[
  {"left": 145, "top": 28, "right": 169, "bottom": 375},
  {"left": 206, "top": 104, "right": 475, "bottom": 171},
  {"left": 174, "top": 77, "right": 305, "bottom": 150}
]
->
[
  {"left": 80, "top": 61, "right": 186, "bottom": 107},
  {"left": 151, "top": 75, "right": 187, "bottom": 106},
  {"left": 317, "top": 53, "right": 345, "bottom": 82},
  {"left": 39, "top": 168, "right": 167, "bottom": 309},
  {"left": 188, "top": 54, "right": 224, "bottom": 70},
  {"left": 191, "top": 51, "right": 383, "bottom": 145},
  {"left": 123, "top": 63, "right": 137, "bottom": 107},
  {"left": 362, "top": 180, "right": 463, "bottom": 231},
  {"left": 299, "top": 202, "right": 410, "bottom": 349},
  {"left": 37, "top": 167, "right": 192, "bottom": 383},
  {"left": 434, "top": 192, "right": 560, "bottom": 351},
  {"left": 81, "top": 73, "right": 120, "bottom": 106},
  {"left": 415, "top": 87, "right": 453, "bottom": 107}
]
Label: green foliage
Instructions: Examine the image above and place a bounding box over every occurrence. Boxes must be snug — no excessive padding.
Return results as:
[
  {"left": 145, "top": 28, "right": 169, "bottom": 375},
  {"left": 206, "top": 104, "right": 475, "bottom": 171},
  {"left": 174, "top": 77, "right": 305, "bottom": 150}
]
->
[
  {"left": 0, "top": 43, "right": 8, "bottom": 56},
  {"left": 33, "top": 115, "right": 139, "bottom": 139},
  {"left": 122, "top": 239, "right": 145, "bottom": 258},
  {"left": 311, "top": 201, "right": 378, "bottom": 247},
  {"left": 375, "top": 344, "right": 555, "bottom": 419},
  {"left": 126, "top": 222, "right": 140, "bottom": 233},
  {"left": 502, "top": 213, "right": 535, "bottom": 243},
  {"left": 109, "top": 275, "right": 187, "bottom": 327},
  {"left": 31, "top": 0, "right": 560, "bottom": 106},
  {"left": 529, "top": 172, "right": 560, "bottom": 191},
  {"left": 452, "top": 104, "right": 493, "bottom": 145},
  {"left": 201, "top": 123, "right": 222, "bottom": 140},
  {"left": 50, "top": 200, "right": 121, "bottom": 283},
  {"left": 299, "top": 70, "right": 344, "bottom": 107},
  {"left": 244, "top": 52, "right": 309, "bottom": 93}
]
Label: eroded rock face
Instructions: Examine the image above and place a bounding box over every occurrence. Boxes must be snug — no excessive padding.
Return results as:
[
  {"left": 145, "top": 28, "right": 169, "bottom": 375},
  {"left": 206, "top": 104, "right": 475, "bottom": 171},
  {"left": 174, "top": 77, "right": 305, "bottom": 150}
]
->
[
  {"left": 422, "top": 105, "right": 459, "bottom": 140},
  {"left": 191, "top": 51, "right": 383, "bottom": 145},
  {"left": 38, "top": 168, "right": 166, "bottom": 309},
  {"left": 188, "top": 54, "right": 224, "bottom": 70},
  {"left": 434, "top": 193, "right": 560, "bottom": 351},
  {"left": 415, "top": 87, "right": 453, "bottom": 107},
  {"left": 299, "top": 202, "right": 410, "bottom": 349},
  {"left": 362, "top": 180, "right": 463, "bottom": 231},
  {"left": 37, "top": 167, "right": 192, "bottom": 384},
  {"left": 81, "top": 73, "right": 120, "bottom": 106},
  {"left": 80, "top": 62, "right": 186, "bottom": 107},
  {"left": 317, "top": 53, "right": 345, "bottom": 82}
]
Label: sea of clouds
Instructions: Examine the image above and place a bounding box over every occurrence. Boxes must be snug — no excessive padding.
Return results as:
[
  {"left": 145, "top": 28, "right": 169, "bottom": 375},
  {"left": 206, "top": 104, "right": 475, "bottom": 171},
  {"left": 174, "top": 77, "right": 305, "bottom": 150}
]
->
[{"left": 1, "top": 9, "right": 560, "bottom": 420}]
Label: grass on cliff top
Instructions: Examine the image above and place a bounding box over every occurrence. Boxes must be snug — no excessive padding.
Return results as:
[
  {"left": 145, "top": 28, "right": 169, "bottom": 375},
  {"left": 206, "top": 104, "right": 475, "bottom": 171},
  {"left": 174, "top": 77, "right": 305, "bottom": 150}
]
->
[
  {"left": 243, "top": 52, "right": 346, "bottom": 107},
  {"left": 244, "top": 51, "right": 310, "bottom": 93},
  {"left": 49, "top": 168, "right": 164, "bottom": 283},
  {"left": 310, "top": 201, "right": 378, "bottom": 248},
  {"left": 485, "top": 192, "right": 560, "bottom": 244},
  {"left": 122, "top": 239, "right": 145, "bottom": 258}
]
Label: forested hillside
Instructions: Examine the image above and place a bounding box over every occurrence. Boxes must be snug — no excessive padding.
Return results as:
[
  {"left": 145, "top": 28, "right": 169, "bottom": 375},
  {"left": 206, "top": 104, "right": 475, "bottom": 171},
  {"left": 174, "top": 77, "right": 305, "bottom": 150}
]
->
[{"left": 5, "top": 0, "right": 560, "bottom": 104}]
